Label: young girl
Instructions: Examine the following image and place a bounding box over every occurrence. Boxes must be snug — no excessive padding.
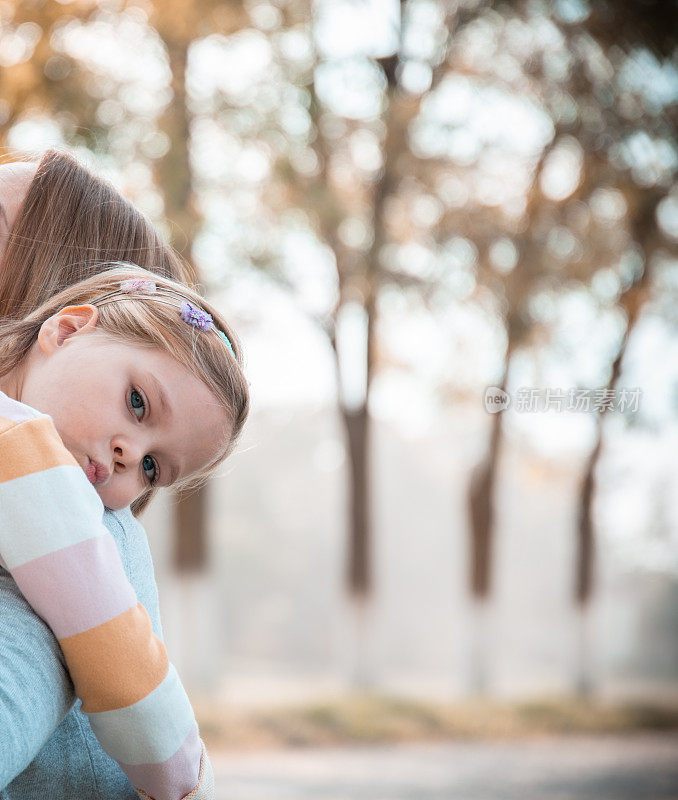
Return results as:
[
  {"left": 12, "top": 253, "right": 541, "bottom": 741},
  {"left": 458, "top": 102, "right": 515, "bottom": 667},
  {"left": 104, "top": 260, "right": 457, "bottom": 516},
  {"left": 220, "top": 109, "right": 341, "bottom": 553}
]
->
[{"left": 0, "top": 264, "right": 250, "bottom": 800}]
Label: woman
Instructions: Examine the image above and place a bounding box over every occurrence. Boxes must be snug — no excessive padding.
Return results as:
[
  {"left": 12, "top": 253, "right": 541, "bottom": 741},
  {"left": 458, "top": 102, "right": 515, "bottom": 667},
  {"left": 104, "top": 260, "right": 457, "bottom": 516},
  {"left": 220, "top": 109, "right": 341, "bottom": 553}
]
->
[
  {"left": 0, "top": 150, "right": 202, "bottom": 798},
  {"left": 0, "top": 151, "right": 193, "bottom": 319}
]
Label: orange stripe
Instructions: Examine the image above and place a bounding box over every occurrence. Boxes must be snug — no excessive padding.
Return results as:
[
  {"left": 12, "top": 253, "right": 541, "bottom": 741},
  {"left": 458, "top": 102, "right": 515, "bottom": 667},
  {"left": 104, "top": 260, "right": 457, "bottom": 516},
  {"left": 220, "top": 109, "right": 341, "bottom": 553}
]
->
[
  {"left": 59, "top": 603, "right": 169, "bottom": 713},
  {"left": 0, "top": 416, "right": 78, "bottom": 483}
]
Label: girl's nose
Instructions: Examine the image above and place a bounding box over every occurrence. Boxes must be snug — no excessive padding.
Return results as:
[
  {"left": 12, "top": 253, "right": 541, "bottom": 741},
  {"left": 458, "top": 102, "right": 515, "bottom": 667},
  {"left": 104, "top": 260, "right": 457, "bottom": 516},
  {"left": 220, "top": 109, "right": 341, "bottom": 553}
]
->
[{"left": 113, "top": 439, "right": 145, "bottom": 471}]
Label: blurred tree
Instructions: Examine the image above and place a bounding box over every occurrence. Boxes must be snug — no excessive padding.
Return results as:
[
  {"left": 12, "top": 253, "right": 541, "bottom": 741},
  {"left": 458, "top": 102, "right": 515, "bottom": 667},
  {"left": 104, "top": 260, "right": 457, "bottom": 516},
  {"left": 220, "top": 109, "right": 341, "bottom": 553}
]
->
[
  {"left": 404, "top": 0, "right": 634, "bottom": 690},
  {"left": 259, "top": 0, "right": 457, "bottom": 681},
  {"left": 323, "top": 0, "right": 678, "bottom": 693},
  {"left": 179, "top": 0, "right": 464, "bottom": 682},
  {"left": 559, "top": 0, "right": 678, "bottom": 693},
  {"left": 144, "top": 0, "right": 249, "bottom": 581},
  {"left": 477, "top": 0, "right": 678, "bottom": 694}
]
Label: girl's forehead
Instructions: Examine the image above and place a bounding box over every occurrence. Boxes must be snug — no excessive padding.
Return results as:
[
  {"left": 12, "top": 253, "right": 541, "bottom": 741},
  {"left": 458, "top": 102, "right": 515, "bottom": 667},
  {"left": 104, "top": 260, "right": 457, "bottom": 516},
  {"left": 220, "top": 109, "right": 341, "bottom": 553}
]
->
[
  {"left": 94, "top": 337, "right": 189, "bottom": 379},
  {"left": 84, "top": 332, "right": 157, "bottom": 355},
  {"left": 72, "top": 334, "right": 161, "bottom": 368}
]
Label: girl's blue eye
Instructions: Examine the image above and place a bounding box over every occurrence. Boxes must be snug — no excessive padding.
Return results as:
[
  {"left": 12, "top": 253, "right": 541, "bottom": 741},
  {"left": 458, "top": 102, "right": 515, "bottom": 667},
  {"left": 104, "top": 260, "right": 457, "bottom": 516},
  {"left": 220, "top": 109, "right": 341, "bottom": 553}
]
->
[
  {"left": 130, "top": 389, "right": 145, "bottom": 420},
  {"left": 142, "top": 454, "right": 158, "bottom": 485}
]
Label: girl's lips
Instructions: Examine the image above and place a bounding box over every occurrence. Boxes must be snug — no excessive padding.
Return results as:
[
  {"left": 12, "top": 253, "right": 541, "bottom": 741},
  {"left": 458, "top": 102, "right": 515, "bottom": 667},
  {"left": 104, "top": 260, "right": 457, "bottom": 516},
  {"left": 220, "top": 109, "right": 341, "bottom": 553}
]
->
[{"left": 86, "top": 458, "right": 110, "bottom": 485}]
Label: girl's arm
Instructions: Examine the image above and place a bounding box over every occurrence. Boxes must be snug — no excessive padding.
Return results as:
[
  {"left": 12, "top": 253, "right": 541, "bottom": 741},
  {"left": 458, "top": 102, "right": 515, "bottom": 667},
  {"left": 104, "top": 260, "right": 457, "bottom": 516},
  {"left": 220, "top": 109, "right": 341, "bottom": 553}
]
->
[
  {"left": 1, "top": 507, "right": 160, "bottom": 794},
  {"left": 0, "top": 413, "right": 214, "bottom": 800},
  {"left": 2, "top": 507, "right": 172, "bottom": 797}
]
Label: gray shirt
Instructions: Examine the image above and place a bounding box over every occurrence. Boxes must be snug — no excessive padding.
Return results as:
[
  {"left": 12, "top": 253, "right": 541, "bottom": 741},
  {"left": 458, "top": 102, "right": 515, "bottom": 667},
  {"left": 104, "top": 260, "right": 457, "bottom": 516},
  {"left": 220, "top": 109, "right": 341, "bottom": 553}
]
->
[{"left": 0, "top": 507, "right": 162, "bottom": 798}]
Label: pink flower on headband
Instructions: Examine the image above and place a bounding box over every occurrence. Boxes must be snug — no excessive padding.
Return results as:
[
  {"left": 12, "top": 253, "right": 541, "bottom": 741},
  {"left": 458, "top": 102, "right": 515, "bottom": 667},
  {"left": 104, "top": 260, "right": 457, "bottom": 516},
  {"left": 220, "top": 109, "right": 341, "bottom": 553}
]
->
[
  {"left": 121, "top": 278, "right": 157, "bottom": 293},
  {"left": 180, "top": 301, "right": 213, "bottom": 331}
]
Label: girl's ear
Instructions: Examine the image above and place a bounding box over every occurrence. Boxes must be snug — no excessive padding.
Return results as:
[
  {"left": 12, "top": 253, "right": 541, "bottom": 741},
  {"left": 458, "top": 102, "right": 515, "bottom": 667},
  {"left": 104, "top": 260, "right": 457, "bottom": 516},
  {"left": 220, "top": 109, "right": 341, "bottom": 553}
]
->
[{"left": 37, "top": 305, "right": 100, "bottom": 352}]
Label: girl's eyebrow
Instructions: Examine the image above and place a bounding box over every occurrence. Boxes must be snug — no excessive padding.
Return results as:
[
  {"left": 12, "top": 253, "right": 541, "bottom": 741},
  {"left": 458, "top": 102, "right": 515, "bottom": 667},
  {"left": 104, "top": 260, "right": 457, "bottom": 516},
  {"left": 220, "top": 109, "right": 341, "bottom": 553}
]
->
[
  {"left": 144, "top": 373, "right": 180, "bottom": 485},
  {"left": 147, "top": 374, "right": 173, "bottom": 422},
  {"left": 161, "top": 459, "right": 180, "bottom": 487}
]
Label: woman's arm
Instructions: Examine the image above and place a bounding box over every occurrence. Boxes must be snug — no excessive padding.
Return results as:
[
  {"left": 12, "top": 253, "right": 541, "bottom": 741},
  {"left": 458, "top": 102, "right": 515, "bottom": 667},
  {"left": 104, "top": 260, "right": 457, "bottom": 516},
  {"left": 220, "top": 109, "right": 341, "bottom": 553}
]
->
[{"left": 0, "top": 565, "right": 74, "bottom": 787}]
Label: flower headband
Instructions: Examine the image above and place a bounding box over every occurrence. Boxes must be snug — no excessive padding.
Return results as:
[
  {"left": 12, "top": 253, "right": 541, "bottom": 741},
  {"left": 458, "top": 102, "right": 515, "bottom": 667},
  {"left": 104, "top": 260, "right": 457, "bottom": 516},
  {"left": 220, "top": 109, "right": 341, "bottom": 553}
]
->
[{"left": 93, "top": 278, "right": 236, "bottom": 357}]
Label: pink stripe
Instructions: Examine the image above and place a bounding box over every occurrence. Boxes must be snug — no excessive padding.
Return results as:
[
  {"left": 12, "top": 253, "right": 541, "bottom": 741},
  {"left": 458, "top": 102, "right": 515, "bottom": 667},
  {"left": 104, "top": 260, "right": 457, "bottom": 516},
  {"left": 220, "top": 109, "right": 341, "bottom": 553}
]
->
[
  {"left": 120, "top": 724, "right": 201, "bottom": 800},
  {"left": 0, "top": 394, "right": 43, "bottom": 423},
  {"left": 11, "top": 534, "right": 137, "bottom": 638}
]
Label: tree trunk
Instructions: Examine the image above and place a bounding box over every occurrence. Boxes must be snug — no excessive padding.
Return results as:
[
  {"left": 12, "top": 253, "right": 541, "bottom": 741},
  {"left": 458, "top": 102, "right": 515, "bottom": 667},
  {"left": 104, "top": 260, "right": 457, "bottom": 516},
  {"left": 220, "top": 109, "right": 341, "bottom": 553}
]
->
[
  {"left": 155, "top": 38, "right": 208, "bottom": 576},
  {"left": 469, "top": 355, "right": 510, "bottom": 598},
  {"left": 574, "top": 310, "right": 633, "bottom": 696},
  {"left": 340, "top": 396, "right": 372, "bottom": 686},
  {"left": 466, "top": 350, "right": 511, "bottom": 694},
  {"left": 574, "top": 187, "right": 660, "bottom": 694},
  {"left": 156, "top": 40, "right": 200, "bottom": 282},
  {"left": 342, "top": 403, "right": 371, "bottom": 594},
  {"left": 153, "top": 34, "right": 217, "bottom": 690}
]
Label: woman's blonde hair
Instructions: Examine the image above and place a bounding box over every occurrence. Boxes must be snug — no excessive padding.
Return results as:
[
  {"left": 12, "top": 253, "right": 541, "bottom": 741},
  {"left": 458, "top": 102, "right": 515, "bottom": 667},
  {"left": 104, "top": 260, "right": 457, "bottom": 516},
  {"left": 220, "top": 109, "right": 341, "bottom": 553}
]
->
[
  {"left": 0, "top": 264, "right": 250, "bottom": 517},
  {"left": 0, "top": 149, "right": 193, "bottom": 320}
]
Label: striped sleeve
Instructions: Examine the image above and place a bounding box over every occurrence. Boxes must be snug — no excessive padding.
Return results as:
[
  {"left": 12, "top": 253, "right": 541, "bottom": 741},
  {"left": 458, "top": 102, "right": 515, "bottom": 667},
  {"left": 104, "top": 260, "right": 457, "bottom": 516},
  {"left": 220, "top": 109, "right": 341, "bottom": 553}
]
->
[{"left": 0, "top": 408, "right": 214, "bottom": 800}]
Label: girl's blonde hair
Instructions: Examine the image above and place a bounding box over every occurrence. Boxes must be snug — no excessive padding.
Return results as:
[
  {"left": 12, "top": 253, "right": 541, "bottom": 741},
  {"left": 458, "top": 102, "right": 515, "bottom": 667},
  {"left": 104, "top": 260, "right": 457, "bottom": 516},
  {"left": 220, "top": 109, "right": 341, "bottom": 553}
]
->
[{"left": 0, "top": 264, "right": 250, "bottom": 517}]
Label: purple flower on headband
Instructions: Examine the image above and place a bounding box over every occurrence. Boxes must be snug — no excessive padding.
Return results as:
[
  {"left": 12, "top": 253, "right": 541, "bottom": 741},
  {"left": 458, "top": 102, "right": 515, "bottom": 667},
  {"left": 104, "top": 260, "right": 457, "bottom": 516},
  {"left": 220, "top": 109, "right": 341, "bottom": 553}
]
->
[
  {"left": 180, "top": 301, "right": 213, "bottom": 331},
  {"left": 121, "top": 278, "right": 157, "bottom": 293}
]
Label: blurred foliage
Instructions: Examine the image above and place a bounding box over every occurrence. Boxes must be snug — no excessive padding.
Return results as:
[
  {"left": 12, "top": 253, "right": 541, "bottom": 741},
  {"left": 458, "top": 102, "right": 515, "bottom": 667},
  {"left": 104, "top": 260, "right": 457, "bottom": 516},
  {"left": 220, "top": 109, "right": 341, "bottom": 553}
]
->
[
  {"left": 4, "top": 0, "right": 676, "bottom": 361},
  {"left": 1, "top": 0, "right": 676, "bottom": 610}
]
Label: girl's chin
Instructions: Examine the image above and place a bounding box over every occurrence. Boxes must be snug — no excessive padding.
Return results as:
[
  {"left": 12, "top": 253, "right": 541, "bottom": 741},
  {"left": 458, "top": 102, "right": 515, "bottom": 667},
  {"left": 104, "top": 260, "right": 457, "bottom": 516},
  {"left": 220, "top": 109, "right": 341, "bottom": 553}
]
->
[
  {"left": 98, "top": 491, "right": 132, "bottom": 512},
  {"left": 96, "top": 487, "right": 111, "bottom": 503}
]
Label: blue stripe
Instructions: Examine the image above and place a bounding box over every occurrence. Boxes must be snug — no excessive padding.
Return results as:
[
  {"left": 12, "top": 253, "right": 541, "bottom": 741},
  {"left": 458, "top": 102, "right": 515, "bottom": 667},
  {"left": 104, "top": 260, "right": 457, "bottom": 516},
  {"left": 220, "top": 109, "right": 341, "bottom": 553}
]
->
[
  {"left": 86, "top": 665, "right": 196, "bottom": 765},
  {"left": 0, "top": 464, "right": 105, "bottom": 568}
]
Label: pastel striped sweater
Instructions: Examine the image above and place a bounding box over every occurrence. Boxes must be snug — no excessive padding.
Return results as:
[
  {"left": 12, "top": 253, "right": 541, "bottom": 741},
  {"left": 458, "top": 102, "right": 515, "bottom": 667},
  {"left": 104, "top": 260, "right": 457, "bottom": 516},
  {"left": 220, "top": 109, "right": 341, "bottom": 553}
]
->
[{"left": 0, "top": 391, "right": 214, "bottom": 800}]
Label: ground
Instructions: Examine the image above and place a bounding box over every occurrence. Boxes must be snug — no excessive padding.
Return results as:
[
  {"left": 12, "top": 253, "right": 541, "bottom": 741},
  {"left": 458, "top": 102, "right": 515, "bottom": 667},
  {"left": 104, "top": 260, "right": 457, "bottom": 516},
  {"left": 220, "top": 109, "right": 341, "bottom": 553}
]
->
[{"left": 212, "top": 733, "right": 678, "bottom": 800}]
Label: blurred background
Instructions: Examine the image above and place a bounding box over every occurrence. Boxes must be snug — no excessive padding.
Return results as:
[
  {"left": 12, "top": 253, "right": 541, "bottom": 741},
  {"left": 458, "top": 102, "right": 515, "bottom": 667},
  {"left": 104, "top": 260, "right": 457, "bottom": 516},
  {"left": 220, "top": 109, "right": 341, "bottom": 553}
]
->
[{"left": 2, "top": 0, "right": 678, "bottom": 797}]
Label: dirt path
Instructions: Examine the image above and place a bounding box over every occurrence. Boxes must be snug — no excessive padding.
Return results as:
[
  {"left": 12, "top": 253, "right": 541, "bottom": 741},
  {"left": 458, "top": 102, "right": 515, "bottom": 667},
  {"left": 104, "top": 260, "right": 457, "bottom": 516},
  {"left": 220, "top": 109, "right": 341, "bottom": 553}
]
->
[{"left": 212, "top": 733, "right": 678, "bottom": 799}]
